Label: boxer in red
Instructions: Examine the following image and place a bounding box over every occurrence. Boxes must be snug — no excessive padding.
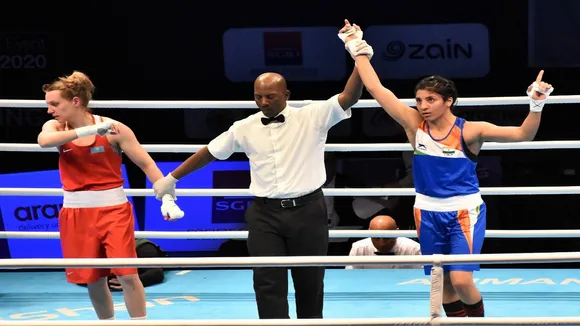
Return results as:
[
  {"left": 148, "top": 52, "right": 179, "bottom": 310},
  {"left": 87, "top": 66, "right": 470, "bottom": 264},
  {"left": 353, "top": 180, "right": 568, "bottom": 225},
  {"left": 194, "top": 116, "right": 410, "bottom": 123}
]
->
[{"left": 37, "top": 70, "right": 182, "bottom": 320}]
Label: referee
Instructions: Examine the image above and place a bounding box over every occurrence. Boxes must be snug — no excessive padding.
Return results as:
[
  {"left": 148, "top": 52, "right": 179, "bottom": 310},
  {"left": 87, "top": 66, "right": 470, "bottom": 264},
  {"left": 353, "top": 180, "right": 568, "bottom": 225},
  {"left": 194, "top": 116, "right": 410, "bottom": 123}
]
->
[{"left": 153, "top": 70, "right": 363, "bottom": 318}]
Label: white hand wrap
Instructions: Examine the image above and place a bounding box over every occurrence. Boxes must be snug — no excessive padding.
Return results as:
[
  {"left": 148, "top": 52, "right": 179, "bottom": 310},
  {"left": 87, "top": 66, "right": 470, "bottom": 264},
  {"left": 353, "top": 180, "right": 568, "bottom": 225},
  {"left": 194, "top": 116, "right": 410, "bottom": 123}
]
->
[
  {"left": 75, "top": 120, "right": 113, "bottom": 138},
  {"left": 161, "top": 194, "right": 185, "bottom": 220},
  {"left": 337, "top": 26, "right": 363, "bottom": 43},
  {"left": 345, "top": 39, "right": 374, "bottom": 60},
  {"left": 526, "top": 81, "right": 554, "bottom": 113}
]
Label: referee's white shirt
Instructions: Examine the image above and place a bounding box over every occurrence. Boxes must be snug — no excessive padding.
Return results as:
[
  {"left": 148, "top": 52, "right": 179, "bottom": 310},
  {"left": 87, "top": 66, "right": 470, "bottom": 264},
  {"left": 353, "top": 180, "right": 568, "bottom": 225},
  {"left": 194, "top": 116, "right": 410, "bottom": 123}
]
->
[
  {"left": 207, "top": 94, "right": 351, "bottom": 199},
  {"left": 346, "top": 237, "right": 422, "bottom": 269}
]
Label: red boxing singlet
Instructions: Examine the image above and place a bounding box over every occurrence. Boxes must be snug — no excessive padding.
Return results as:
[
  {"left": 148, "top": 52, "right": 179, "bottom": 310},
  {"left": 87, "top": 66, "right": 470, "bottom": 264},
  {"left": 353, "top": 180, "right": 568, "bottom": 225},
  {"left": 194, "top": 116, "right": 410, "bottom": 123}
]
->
[{"left": 58, "top": 115, "right": 124, "bottom": 192}]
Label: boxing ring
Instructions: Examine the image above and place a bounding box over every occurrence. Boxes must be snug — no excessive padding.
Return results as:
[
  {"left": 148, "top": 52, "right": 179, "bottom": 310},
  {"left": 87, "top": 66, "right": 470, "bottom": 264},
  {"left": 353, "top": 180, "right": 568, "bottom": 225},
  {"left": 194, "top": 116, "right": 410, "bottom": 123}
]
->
[{"left": 1, "top": 95, "right": 580, "bottom": 325}]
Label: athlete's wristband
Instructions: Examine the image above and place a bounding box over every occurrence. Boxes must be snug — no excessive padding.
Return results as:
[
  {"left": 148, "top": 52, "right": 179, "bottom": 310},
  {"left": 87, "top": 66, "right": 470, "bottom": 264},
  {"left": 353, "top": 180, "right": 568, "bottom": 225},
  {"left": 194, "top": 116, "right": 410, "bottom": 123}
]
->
[
  {"left": 529, "top": 99, "right": 545, "bottom": 113},
  {"left": 338, "top": 27, "right": 363, "bottom": 43},
  {"left": 74, "top": 125, "right": 99, "bottom": 138},
  {"left": 526, "top": 81, "right": 554, "bottom": 113},
  {"left": 75, "top": 121, "right": 112, "bottom": 138}
]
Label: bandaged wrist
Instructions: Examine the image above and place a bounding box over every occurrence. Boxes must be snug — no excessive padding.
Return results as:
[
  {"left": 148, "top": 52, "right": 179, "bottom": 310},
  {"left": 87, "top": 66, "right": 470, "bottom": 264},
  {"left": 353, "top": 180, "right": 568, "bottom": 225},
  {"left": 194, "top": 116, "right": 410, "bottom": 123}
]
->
[
  {"left": 529, "top": 99, "right": 545, "bottom": 113},
  {"left": 74, "top": 125, "right": 98, "bottom": 138},
  {"left": 526, "top": 81, "right": 553, "bottom": 113},
  {"left": 338, "top": 28, "right": 363, "bottom": 43}
]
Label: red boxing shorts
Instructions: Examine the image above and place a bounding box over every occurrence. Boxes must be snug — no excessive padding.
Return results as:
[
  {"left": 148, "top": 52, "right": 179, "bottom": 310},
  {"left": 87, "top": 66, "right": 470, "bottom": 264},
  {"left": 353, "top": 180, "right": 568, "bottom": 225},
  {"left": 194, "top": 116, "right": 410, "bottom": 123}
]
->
[{"left": 59, "top": 201, "right": 138, "bottom": 284}]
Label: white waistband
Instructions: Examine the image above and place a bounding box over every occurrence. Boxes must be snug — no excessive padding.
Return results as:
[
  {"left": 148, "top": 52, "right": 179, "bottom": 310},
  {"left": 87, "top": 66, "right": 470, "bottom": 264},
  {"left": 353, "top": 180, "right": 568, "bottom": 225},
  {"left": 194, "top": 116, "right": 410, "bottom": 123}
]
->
[
  {"left": 63, "top": 186, "right": 128, "bottom": 208},
  {"left": 414, "top": 192, "right": 483, "bottom": 212}
]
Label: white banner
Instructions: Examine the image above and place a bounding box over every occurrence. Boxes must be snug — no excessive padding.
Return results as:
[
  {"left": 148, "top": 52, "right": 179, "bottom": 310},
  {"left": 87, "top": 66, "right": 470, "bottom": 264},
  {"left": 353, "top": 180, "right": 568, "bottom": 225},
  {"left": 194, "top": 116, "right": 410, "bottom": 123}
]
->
[
  {"left": 364, "top": 24, "right": 490, "bottom": 79},
  {"left": 223, "top": 27, "right": 347, "bottom": 82}
]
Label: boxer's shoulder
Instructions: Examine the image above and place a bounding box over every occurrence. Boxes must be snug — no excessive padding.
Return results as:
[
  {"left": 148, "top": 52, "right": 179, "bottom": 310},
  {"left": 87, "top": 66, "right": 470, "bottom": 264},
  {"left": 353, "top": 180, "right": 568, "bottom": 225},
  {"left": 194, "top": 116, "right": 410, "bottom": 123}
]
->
[{"left": 41, "top": 119, "right": 65, "bottom": 131}]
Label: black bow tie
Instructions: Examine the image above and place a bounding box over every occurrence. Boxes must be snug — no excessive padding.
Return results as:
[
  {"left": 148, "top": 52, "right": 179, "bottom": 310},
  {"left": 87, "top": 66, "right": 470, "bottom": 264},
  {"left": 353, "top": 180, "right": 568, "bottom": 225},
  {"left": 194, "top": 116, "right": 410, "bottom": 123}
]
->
[
  {"left": 261, "top": 114, "right": 285, "bottom": 126},
  {"left": 374, "top": 252, "right": 395, "bottom": 256}
]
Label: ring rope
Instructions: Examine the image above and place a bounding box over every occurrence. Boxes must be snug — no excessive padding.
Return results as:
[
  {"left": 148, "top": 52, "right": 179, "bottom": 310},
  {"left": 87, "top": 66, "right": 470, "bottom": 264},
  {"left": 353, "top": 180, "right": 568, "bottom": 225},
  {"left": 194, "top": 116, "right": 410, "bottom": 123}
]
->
[
  {"left": 3, "top": 98, "right": 576, "bottom": 326},
  {"left": 1, "top": 95, "right": 579, "bottom": 108},
  {"left": 1, "top": 186, "right": 579, "bottom": 197},
  {"left": 2, "top": 230, "right": 580, "bottom": 239},
  {"left": 2, "top": 252, "right": 580, "bottom": 269},
  {"left": 2, "top": 140, "right": 580, "bottom": 152},
  {"left": 2, "top": 97, "right": 577, "bottom": 326},
  {"left": 0, "top": 317, "right": 579, "bottom": 326}
]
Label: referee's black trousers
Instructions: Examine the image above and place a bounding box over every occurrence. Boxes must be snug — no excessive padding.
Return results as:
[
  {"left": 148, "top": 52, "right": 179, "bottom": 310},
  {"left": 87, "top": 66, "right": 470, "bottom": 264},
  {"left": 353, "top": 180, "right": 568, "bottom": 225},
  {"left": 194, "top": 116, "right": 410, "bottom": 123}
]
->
[{"left": 245, "top": 188, "right": 329, "bottom": 319}]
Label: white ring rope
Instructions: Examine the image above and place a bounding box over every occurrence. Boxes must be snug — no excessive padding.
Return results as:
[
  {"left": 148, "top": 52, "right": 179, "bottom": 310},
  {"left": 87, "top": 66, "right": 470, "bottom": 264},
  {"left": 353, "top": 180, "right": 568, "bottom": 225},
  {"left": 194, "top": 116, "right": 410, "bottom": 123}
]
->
[
  {"left": 2, "top": 140, "right": 580, "bottom": 152},
  {"left": 1, "top": 95, "right": 580, "bottom": 108},
  {"left": 1, "top": 317, "right": 580, "bottom": 326},
  {"left": 1, "top": 98, "right": 577, "bottom": 326},
  {"left": 1, "top": 251, "right": 580, "bottom": 269},
  {"left": 1, "top": 186, "right": 579, "bottom": 197},
  {"left": 1, "top": 229, "right": 580, "bottom": 239}
]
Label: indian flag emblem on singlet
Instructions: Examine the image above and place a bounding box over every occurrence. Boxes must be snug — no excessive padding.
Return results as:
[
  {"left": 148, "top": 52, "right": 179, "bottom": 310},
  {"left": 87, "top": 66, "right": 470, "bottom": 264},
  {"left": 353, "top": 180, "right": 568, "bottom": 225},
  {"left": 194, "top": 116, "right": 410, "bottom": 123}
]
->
[{"left": 442, "top": 147, "right": 455, "bottom": 156}]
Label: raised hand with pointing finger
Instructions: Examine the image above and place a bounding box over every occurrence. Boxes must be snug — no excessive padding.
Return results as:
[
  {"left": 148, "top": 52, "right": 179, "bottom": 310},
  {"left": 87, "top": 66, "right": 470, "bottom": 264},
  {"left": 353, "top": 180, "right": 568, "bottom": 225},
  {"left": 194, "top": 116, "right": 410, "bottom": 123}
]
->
[
  {"left": 338, "top": 19, "right": 373, "bottom": 60},
  {"left": 527, "top": 70, "right": 554, "bottom": 112}
]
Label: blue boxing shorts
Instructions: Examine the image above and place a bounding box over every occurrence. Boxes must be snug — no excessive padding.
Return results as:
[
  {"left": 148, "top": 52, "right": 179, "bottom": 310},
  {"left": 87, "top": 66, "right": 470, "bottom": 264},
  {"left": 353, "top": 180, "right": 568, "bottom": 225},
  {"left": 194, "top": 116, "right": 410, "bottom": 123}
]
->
[{"left": 413, "top": 202, "right": 486, "bottom": 275}]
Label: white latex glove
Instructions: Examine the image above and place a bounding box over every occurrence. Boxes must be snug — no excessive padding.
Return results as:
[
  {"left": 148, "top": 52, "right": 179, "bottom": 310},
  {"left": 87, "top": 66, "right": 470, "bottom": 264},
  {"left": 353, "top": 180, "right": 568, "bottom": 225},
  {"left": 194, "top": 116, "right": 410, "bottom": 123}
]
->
[
  {"left": 346, "top": 39, "right": 374, "bottom": 60},
  {"left": 153, "top": 173, "right": 177, "bottom": 200}
]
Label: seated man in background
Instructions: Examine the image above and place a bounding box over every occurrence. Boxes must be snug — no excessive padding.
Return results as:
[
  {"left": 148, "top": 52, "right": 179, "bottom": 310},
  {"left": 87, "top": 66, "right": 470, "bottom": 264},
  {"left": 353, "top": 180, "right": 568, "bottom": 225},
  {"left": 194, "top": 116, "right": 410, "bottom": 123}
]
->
[
  {"left": 352, "top": 147, "right": 415, "bottom": 229},
  {"left": 346, "top": 215, "right": 421, "bottom": 269},
  {"left": 108, "top": 238, "right": 167, "bottom": 291}
]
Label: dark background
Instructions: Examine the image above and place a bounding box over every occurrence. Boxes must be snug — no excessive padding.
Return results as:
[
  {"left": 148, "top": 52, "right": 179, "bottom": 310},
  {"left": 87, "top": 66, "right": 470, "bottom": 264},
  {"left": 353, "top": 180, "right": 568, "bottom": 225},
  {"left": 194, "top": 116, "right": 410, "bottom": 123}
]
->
[{"left": 0, "top": 0, "right": 579, "bottom": 268}]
